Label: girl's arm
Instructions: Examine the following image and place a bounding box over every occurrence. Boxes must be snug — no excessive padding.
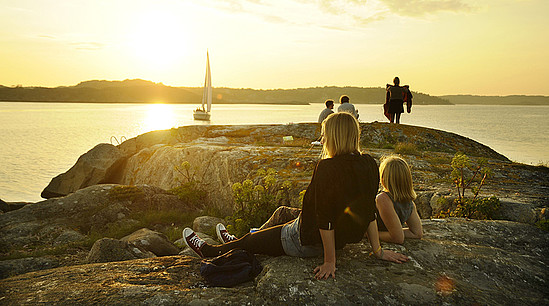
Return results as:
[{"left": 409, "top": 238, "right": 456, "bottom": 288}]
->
[
  {"left": 376, "top": 193, "right": 405, "bottom": 244},
  {"left": 314, "top": 229, "right": 336, "bottom": 279},
  {"left": 403, "top": 202, "right": 423, "bottom": 239},
  {"left": 365, "top": 220, "right": 409, "bottom": 263}
]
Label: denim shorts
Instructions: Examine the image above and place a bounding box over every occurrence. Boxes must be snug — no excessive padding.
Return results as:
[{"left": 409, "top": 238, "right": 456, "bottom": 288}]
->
[{"left": 281, "top": 216, "right": 322, "bottom": 257}]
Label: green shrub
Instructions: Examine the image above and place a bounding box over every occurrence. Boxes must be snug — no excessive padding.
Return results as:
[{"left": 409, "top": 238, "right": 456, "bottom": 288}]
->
[
  {"left": 450, "top": 196, "right": 500, "bottom": 219},
  {"left": 451, "top": 153, "right": 491, "bottom": 202},
  {"left": 435, "top": 153, "right": 501, "bottom": 220},
  {"left": 169, "top": 181, "right": 207, "bottom": 209},
  {"left": 227, "top": 168, "right": 293, "bottom": 237}
]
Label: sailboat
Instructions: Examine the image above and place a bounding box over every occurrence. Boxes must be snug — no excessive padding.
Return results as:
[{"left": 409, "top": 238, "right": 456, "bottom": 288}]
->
[{"left": 193, "top": 51, "right": 212, "bottom": 121}]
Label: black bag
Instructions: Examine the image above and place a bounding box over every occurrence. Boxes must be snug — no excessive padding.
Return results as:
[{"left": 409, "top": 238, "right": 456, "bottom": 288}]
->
[{"left": 200, "top": 249, "right": 262, "bottom": 287}]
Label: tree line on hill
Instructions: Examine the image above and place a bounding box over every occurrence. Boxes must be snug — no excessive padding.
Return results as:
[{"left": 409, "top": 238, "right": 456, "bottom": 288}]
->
[
  {"left": 0, "top": 79, "right": 451, "bottom": 105},
  {"left": 5, "top": 79, "right": 547, "bottom": 105}
]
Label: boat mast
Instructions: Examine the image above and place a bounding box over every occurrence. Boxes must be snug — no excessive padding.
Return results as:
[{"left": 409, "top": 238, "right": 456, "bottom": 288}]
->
[{"left": 201, "top": 51, "right": 212, "bottom": 112}]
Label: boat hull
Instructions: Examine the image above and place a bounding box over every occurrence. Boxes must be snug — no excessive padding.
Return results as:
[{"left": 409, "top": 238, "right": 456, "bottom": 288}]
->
[{"left": 193, "top": 110, "right": 211, "bottom": 121}]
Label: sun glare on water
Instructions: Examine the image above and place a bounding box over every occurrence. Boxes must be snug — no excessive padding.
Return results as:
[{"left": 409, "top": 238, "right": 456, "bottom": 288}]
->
[{"left": 143, "top": 104, "right": 177, "bottom": 132}]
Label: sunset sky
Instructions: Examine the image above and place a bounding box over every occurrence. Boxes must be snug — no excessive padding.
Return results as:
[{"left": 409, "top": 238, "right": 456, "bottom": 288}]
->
[{"left": 1, "top": 0, "right": 547, "bottom": 96}]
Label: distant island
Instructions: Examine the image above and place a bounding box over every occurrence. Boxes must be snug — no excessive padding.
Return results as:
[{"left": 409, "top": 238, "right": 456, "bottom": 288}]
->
[
  {"left": 1, "top": 79, "right": 547, "bottom": 105},
  {"left": 0, "top": 79, "right": 449, "bottom": 105},
  {"left": 441, "top": 95, "right": 549, "bottom": 105}
]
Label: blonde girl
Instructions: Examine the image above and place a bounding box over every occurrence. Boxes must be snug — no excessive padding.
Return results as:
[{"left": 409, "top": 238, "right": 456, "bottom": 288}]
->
[{"left": 375, "top": 155, "right": 423, "bottom": 243}]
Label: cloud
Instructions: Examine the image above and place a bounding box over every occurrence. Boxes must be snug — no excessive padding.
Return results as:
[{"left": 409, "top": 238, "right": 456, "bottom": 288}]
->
[
  {"left": 70, "top": 42, "right": 105, "bottom": 51},
  {"left": 377, "top": 0, "right": 474, "bottom": 16},
  {"left": 201, "top": 0, "right": 474, "bottom": 31}
]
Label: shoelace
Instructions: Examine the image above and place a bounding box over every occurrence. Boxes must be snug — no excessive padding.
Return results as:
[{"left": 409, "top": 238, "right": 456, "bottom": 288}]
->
[
  {"left": 188, "top": 234, "right": 203, "bottom": 248},
  {"left": 222, "top": 231, "right": 235, "bottom": 242}
]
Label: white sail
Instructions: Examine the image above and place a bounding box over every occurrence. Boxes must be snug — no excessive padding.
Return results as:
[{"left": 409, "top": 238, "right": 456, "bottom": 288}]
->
[
  {"left": 202, "top": 51, "right": 212, "bottom": 112},
  {"left": 193, "top": 51, "right": 212, "bottom": 120}
]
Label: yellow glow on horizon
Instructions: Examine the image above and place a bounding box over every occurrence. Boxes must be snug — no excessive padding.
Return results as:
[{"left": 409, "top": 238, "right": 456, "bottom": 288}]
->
[{"left": 143, "top": 103, "right": 177, "bottom": 132}]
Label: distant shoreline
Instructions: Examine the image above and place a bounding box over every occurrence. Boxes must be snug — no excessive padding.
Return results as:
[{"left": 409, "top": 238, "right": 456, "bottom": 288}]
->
[
  {"left": 2, "top": 79, "right": 548, "bottom": 105},
  {"left": 0, "top": 100, "right": 311, "bottom": 105}
]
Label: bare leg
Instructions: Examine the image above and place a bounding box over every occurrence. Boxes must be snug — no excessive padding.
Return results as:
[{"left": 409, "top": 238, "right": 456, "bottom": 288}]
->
[{"left": 258, "top": 206, "right": 301, "bottom": 230}]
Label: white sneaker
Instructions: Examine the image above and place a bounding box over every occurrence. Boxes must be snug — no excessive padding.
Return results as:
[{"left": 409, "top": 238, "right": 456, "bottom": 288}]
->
[
  {"left": 182, "top": 227, "right": 205, "bottom": 258},
  {"left": 216, "top": 223, "right": 236, "bottom": 243}
]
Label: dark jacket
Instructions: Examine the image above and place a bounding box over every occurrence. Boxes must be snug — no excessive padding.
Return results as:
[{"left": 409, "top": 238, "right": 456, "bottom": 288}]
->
[{"left": 299, "top": 153, "right": 379, "bottom": 249}]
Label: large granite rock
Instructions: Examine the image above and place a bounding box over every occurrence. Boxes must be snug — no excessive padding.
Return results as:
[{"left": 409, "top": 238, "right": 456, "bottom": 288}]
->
[
  {"left": 41, "top": 143, "right": 125, "bottom": 198},
  {"left": 40, "top": 123, "right": 518, "bottom": 214},
  {"left": 1, "top": 219, "right": 547, "bottom": 305}
]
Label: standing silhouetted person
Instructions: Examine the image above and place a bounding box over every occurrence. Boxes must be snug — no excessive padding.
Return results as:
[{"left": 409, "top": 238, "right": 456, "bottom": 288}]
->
[
  {"left": 337, "top": 95, "right": 359, "bottom": 119},
  {"left": 386, "top": 77, "right": 411, "bottom": 124}
]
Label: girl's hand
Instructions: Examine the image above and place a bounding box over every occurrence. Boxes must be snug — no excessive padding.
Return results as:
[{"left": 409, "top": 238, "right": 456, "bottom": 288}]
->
[
  {"left": 379, "top": 249, "right": 409, "bottom": 264},
  {"left": 314, "top": 262, "right": 336, "bottom": 279}
]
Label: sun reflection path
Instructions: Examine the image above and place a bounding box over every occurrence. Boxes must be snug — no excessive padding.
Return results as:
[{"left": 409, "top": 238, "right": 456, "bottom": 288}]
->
[{"left": 142, "top": 104, "right": 178, "bottom": 133}]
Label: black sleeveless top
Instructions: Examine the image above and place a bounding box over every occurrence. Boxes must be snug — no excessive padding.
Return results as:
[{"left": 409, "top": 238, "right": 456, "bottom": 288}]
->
[{"left": 376, "top": 192, "right": 413, "bottom": 231}]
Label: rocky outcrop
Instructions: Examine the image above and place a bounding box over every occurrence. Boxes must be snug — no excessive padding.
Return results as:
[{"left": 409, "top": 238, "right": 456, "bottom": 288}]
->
[
  {"left": 1, "top": 219, "right": 547, "bottom": 305},
  {"left": 41, "top": 143, "right": 125, "bottom": 198},
  {"left": 0, "top": 185, "right": 191, "bottom": 262},
  {"left": 40, "top": 123, "right": 528, "bottom": 215}
]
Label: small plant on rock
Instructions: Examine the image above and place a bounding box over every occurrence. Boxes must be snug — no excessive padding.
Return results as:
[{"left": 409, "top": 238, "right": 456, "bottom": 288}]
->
[
  {"left": 227, "top": 168, "right": 293, "bottom": 237},
  {"left": 438, "top": 153, "right": 500, "bottom": 219},
  {"left": 169, "top": 161, "right": 207, "bottom": 209}
]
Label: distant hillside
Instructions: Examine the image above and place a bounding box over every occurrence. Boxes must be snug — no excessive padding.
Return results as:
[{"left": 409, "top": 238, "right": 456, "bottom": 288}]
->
[
  {"left": 187, "top": 86, "right": 451, "bottom": 105},
  {"left": 0, "top": 79, "right": 451, "bottom": 105},
  {"left": 0, "top": 80, "right": 200, "bottom": 103},
  {"left": 440, "top": 95, "right": 549, "bottom": 105}
]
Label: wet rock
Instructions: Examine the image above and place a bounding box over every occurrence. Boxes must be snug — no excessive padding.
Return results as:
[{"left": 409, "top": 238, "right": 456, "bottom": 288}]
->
[{"left": 121, "top": 228, "right": 179, "bottom": 256}]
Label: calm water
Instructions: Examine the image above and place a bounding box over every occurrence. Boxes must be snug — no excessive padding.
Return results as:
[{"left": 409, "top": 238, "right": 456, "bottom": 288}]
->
[{"left": 1, "top": 102, "right": 548, "bottom": 202}]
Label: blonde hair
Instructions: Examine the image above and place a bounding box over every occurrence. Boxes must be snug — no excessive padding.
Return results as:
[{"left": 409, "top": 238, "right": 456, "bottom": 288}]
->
[
  {"left": 379, "top": 155, "right": 416, "bottom": 203},
  {"left": 321, "top": 112, "right": 360, "bottom": 159}
]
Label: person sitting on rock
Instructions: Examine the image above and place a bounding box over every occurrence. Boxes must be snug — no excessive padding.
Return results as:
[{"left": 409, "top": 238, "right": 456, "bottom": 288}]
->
[
  {"left": 318, "top": 99, "right": 335, "bottom": 124},
  {"left": 337, "top": 95, "right": 359, "bottom": 119},
  {"left": 373, "top": 155, "right": 423, "bottom": 244},
  {"left": 183, "top": 112, "right": 409, "bottom": 281}
]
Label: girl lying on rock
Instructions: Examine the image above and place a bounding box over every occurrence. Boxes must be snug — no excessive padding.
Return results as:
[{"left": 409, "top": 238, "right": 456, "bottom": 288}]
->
[
  {"left": 183, "top": 112, "right": 408, "bottom": 280},
  {"left": 373, "top": 155, "right": 423, "bottom": 244}
]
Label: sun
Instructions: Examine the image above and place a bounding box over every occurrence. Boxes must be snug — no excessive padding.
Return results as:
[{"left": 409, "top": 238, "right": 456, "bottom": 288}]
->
[{"left": 127, "top": 10, "right": 188, "bottom": 68}]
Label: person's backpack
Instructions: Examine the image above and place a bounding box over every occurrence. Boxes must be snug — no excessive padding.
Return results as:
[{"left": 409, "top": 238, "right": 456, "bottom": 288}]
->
[{"left": 200, "top": 249, "right": 262, "bottom": 287}]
